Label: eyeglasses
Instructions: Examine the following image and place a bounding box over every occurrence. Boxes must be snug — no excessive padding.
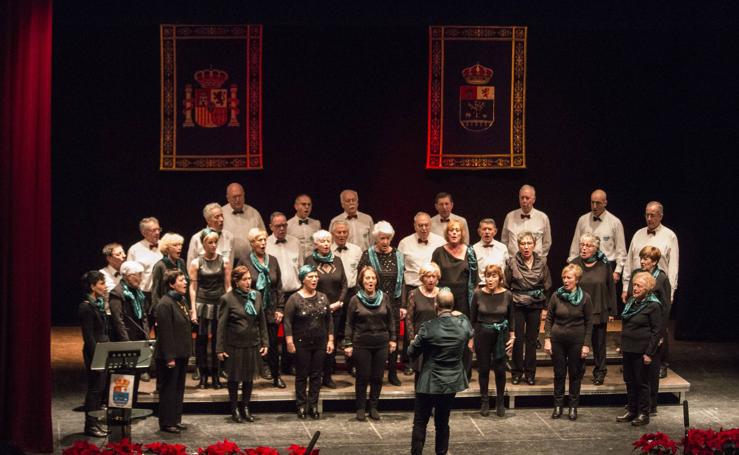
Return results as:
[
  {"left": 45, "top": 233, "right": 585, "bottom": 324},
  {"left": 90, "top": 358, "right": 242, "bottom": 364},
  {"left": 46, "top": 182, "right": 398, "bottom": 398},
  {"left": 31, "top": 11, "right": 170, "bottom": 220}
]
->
[{"left": 272, "top": 224, "right": 288, "bottom": 228}]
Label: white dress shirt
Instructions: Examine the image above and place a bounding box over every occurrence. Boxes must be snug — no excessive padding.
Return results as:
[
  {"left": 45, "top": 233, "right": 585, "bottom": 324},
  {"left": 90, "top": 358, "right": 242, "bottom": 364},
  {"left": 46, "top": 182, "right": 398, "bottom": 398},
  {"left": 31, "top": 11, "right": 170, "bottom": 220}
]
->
[
  {"left": 501, "top": 207, "right": 552, "bottom": 258},
  {"left": 222, "top": 203, "right": 265, "bottom": 264},
  {"left": 127, "top": 240, "right": 163, "bottom": 292},
  {"left": 266, "top": 234, "right": 302, "bottom": 292},
  {"left": 472, "top": 239, "right": 509, "bottom": 284},
  {"left": 567, "top": 209, "right": 627, "bottom": 273},
  {"left": 287, "top": 215, "right": 321, "bottom": 261},
  {"left": 186, "top": 229, "right": 235, "bottom": 267},
  {"left": 397, "top": 232, "right": 446, "bottom": 287},
  {"left": 329, "top": 211, "right": 373, "bottom": 251},
  {"left": 430, "top": 212, "right": 470, "bottom": 242},
  {"left": 99, "top": 265, "right": 122, "bottom": 294},
  {"left": 332, "top": 242, "right": 363, "bottom": 288},
  {"left": 623, "top": 224, "right": 679, "bottom": 296}
]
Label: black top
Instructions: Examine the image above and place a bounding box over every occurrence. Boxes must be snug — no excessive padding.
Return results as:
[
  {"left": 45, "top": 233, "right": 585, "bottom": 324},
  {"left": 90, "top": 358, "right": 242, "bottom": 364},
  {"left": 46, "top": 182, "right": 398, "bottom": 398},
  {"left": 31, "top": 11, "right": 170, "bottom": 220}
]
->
[
  {"left": 358, "top": 248, "right": 404, "bottom": 309},
  {"left": 544, "top": 292, "right": 594, "bottom": 347},
  {"left": 151, "top": 257, "right": 189, "bottom": 315},
  {"left": 245, "top": 254, "right": 284, "bottom": 323},
  {"left": 155, "top": 293, "right": 192, "bottom": 360},
  {"left": 78, "top": 299, "right": 110, "bottom": 366},
  {"left": 304, "top": 255, "right": 348, "bottom": 304},
  {"left": 470, "top": 289, "right": 515, "bottom": 326},
  {"left": 405, "top": 288, "right": 437, "bottom": 341},
  {"left": 626, "top": 268, "right": 672, "bottom": 343},
  {"left": 620, "top": 297, "right": 662, "bottom": 356},
  {"left": 431, "top": 246, "right": 472, "bottom": 315},
  {"left": 196, "top": 255, "right": 226, "bottom": 303},
  {"left": 284, "top": 291, "right": 333, "bottom": 344},
  {"left": 570, "top": 257, "right": 616, "bottom": 324},
  {"left": 505, "top": 252, "right": 552, "bottom": 309},
  {"left": 109, "top": 282, "right": 150, "bottom": 341},
  {"left": 216, "top": 290, "right": 268, "bottom": 351},
  {"left": 344, "top": 293, "right": 397, "bottom": 349}
]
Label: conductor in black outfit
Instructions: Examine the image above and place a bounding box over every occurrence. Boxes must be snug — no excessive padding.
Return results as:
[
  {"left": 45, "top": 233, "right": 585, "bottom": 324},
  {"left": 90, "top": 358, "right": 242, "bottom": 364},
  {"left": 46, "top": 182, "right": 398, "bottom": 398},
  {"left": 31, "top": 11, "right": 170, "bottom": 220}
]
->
[
  {"left": 78, "top": 270, "right": 111, "bottom": 438},
  {"left": 154, "top": 270, "right": 192, "bottom": 434}
]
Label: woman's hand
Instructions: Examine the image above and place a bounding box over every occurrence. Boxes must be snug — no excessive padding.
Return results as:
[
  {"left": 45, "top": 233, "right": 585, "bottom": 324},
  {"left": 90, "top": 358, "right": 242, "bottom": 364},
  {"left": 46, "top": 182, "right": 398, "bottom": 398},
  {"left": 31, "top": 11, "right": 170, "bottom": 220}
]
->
[
  {"left": 541, "top": 310, "right": 547, "bottom": 321},
  {"left": 217, "top": 352, "right": 229, "bottom": 361},
  {"left": 326, "top": 340, "right": 335, "bottom": 354},
  {"left": 167, "top": 359, "right": 176, "bottom": 368},
  {"left": 581, "top": 345, "right": 590, "bottom": 359},
  {"left": 643, "top": 354, "right": 652, "bottom": 365},
  {"left": 259, "top": 347, "right": 268, "bottom": 357},
  {"left": 329, "top": 302, "right": 342, "bottom": 313},
  {"left": 274, "top": 311, "right": 283, "bottom": 324},
  {"left": 287, "top": 341, "right": 296, "bottom": 354},
  {"left": 608, "top": 316, "right": 615, "bottom": 323},
  {"left": 344, "top": 346, "right": 353, "bottom": 357},
  {"left": 544, "top": 338, "right": 552, "bottom": 356},
  {"left": 505, "top": 336, "right": 515, "bottom": 355},
  {"left": 399, "top": 308, "right": 408, "bottom": 319},
  {"left": 389, "top": 341, "right": 397, "bottom": 353},
  {"left": 190, "top": 309, "right": 198, "bottom": 324},
  {"left": 621, "top": 291, "right": 628, "bottom": 304}
]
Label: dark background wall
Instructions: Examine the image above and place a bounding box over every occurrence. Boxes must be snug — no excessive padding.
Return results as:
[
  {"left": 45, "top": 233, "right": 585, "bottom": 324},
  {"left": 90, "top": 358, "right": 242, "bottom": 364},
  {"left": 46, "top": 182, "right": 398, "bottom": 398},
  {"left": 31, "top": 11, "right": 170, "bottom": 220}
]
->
[{"left": 51, "top": 1, "right": 738, "bottom": 339}]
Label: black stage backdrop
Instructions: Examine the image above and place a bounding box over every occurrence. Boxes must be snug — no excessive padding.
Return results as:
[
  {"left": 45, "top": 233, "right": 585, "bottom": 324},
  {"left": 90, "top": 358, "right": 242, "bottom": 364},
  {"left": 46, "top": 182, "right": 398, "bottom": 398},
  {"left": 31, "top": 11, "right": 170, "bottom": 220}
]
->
[{"left": 52, "top": 2, "right": 738, "bottom": 340}]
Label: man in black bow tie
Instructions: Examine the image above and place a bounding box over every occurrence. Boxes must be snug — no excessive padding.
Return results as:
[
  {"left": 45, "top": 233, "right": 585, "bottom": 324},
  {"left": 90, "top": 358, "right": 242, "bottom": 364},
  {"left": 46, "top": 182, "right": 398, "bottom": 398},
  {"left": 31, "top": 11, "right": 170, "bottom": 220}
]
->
[
  {"left": 501, "top": 184, "right": 552, "bottom": 258},
  {"left": 472, "top": 218, "right": 509, "bottom": 284},
  {"left": 330, "top": 189, "right": 374, "bottom": 251},
  {"left": 287, "top": 194, "right": 321, "bottom": 260},
  {"left": 222, "top": 182, "right": 265, "bottom": 265},
  {"left": 100, "top": 242, "right": 126, "bottom": 297},
  {"left": 430, "top": 192, "right": 469, "bottom": 241}
]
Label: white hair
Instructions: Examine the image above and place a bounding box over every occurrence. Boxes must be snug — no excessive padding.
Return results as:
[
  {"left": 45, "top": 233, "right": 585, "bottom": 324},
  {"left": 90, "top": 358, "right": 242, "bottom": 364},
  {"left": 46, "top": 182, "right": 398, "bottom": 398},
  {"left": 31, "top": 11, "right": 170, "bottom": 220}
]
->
[
  {"left": 247, "top": 227, "right": 268, "bottom": 242},
  {"left": 202, "top": 202, "right": 221, "bottom": 220},
  {"left": 372, "top": 221, "right": 395, "bottom": 239},
  {"left": 120, "top": 261, "right": 144, "bottom": 275},
  {"left": 579, "top": 233, "right": 600, "bottom": 248},
  {"left": 312, "top": 230, "right": 332, "bottom": 244}
]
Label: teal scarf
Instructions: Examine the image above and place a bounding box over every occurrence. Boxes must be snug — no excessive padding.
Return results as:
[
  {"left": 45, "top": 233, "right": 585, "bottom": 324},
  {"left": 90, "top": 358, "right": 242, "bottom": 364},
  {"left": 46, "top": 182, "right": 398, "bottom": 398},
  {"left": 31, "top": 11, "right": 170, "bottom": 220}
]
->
[
  {"left": 622, "top": 293, "right": 661, "bottom": 319},
  {"left": 234, "top": 288, "right": 258, "bottom": 316},
  {"left": 556, "top": 286, "right": 584, "bottom": 306},
  {"left": 121, "top": 281, "right": 145, "bottom": 320},
  {"left": 312, "top": 249, "right": 335, "bottom": 264},
  {"left": 250, "top": 253, "right": 272, "bottom": 309},
  {"left": 87, "top": 294, "right": 105, "bottom": 313},
  {"left": 584, "top": 250, "right": 609, "bottom": 264},
  {"left": 357, "top": 289, "right": 384, "bottom": 308},
  {"left": 651, "top": 267, "right": 661, "bottom": 279},
  {"left": 480, "top": 319, "right": 509, "bottom": 358},
  {"left": 367, "top": 248, "right": 404, "bottom": 299},
  {"left": 466, "top": 246, "right": 478, "bottom": 309}
]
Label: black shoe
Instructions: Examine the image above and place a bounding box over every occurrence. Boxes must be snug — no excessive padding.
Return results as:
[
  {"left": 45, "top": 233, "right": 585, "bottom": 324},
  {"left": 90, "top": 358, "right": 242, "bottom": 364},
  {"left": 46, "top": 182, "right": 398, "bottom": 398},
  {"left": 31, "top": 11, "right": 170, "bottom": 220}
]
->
[
  {"left": 403, "top": 366, "right": 414, "bottom": 376},
  {"left": 198, "top": 373, "right": 209, "bottom": 390},
  {"left": 631, "top": 413, "right": 650, "bottom": 426},
  {"left": 616, "top": 411, "right": 637, "bottom": 422},
  {"left": 322, "top": 377, "right": 337, "bottom": 389},
  {"left": 496, "top": 397, "right": 505, "bottom": 417},
  {"left": 536, "top": 339, "right": 542, "bottom": 349},
  {"left": 593, "top": 377, "right": 604, "bottom": 386},
  {"left": 369, "top": 407, "right": 380, "bottom": 421},
  {"left": 261, "top": 367, "right": 272, "bottom": 381},
  {"left": 511, "top": 375, "right": 521, "bottom": 385},
  {"left": 659, "top": 366, "right": 668, "bottom": 379},
  {"left": 239, "top": 404, "right": 255, "bottom": 423},
  {"left": 568, "top": 407, "right": 578, "bottom": 421},
  {"left": 273, "top": 377, "right": 286, "bottom": 389},
  {"left": 526, "top": 376, "right": 536, "bottom": 386},
  {"left": 649, "top": 406, "right": 658, "bottom": 416},
  {"left": 480, "top": 398, "right": 490, "bottom": 416},
  {"left": 356, "top": 409, "right": 367, "bottom": 421},
  {"left": 212, "top": 376, "right": 222, "bottom": 390},
  {"left": 84, "top": 425, "right": 107, "bottom": 438},
  {"left": 349, "top": 366, "right": 356, "bottom": 377},
  {"left": 297, "top": 406, "right": 307, "bottom": 419},
  {"left": 388, "top": 375, "right": 402, "bottom": 386},
  {"left": 308, "top": 406, "right": 320, "bottom": 420},
  {"left": 551, "top": 406, "right": 563, "bottom": 419},
  {"left": 192, "top": 369, "right": 200, "bottom": 381},
  {"left": 231, "top": 407, "right": 244, "bottom": 423},
  {"left": 220, "top": 369, "right": 229, "bottom": 379},
  {"left": 160, "top": 426, "right": 181, "bottom": 434},
  {"left": 175, "top": 423, "right": 188, "bottom": 430},
  {"left": 140, "top": 372, "right": 151, "bottom": 382}
]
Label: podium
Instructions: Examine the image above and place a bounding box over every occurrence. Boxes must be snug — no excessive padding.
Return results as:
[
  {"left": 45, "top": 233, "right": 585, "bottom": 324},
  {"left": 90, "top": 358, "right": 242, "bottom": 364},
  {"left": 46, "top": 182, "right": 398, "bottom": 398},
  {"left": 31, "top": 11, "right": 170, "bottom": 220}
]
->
[{"left": 90, "top": 340, "right": 156, "bottom": 441}]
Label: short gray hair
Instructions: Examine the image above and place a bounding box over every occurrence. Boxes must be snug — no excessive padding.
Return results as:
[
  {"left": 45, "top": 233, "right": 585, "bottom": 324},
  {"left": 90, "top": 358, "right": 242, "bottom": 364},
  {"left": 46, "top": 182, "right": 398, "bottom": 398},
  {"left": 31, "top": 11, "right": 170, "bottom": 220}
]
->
[
  {"left": 372, "top": 221, "right": 395, "bottom": 239},
  {"left": 330, "top": 219, "right": 349, "bottom": 231},
  {"left": 646, "top": 201, "right": 664, "bottom": 215},
  {"left": 159, "top": 232, "right": 184, "bottom": 254},
  {"left": 478, "top": 218, "right": 497, "bottom": 228},
  {"left": 248, "top": 227, "right": 268, "bottom": 242},
  {"left": 102, "top": 242, "right": 123, "bottom": 257},
  {"left": 517, "top": 231, "right": 536, "bottom": 244},
  {"left": 138, "top": 217, "right": 159, "bottom": 235},
  {"left": 520, "top": 184, "right": 536, "bottom": 196},
  {"left": 312, "top": 230, "right": 332, "bottom": 244},
  {"left": 579, "top": 233, "right": 600, "bottom": 248},
  {"left": 202, "top": 202, "right": 221, "bottom": 220}
]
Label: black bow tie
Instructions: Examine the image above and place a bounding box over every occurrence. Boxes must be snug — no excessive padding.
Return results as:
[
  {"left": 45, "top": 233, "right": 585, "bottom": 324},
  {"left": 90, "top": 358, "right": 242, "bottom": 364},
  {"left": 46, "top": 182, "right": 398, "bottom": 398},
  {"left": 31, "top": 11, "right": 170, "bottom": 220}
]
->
[
  {"left": 346, "top": 214, "right": 358, "bottom": 220},
  {"left": 114, "top": 272, "right": 121, "bottom": 277},
  {"left": 417, "top": 239, "right": 428, "bottom": 245},
  {"left": 482, "top": 243, "right": 493, "bottom": 248},
  {"left": 232, "top": 209, "right": 244, "bottom": 215},
  {"left": 440, "top": 218, "right": 450, "bottom": 223},
  {"left": 275, "top": 239, "right": 287, "bottom": 244},
  {"left": 520, "top": 214, "right": 531, "bottom": 220},
  {"left": 298, "top": 219, "right": 309, "bottom": 225},
  {"left": 336, "top": 246, "right": 348, "bottom": 252},
  {"left": 149, "top": 243, "right": 158, "bottom": 250},
  {"left": 593, "top": 216, "right": 602, "bottom": 222},
  {"left": 647, "top": 229, "right": 656, "bottom": 236}
]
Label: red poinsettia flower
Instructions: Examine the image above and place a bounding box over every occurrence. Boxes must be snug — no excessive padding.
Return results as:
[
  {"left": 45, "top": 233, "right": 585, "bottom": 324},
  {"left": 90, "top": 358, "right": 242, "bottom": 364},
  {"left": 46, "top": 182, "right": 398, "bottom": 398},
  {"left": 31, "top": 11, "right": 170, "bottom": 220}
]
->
[
  {"left": 102, "top": 438, "right": 143, "bottom": 455},
  {"left": 62, "top": 440, "right": 103, "bottom": 455},
  {"left": 632, "top": 432, "right": 677, "bottom": 454},
  {"left": 198, "top": 439, "right": 243, "bottom": 455},
  {"left": 144, "top": 441, "right": 188, "bottom": 455},
  {"left": 286, "top": 444, "right": 319, "bottom": 455}
]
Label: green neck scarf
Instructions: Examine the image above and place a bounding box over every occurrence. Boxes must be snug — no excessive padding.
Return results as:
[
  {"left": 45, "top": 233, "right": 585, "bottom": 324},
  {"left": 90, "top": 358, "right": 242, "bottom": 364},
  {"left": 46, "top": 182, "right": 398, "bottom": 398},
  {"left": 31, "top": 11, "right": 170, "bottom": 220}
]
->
[
  {"left": 312, "top": 249, "right": 335, "bottom": 264},
  {"left": 556, "top": 286, "right": 584, "bottom": 306},
  {"left": 357, "top": 289, "right": 384, "bottom": 308},
  {"left": 87, "top": 294, "right": 105, "bottom": 313},
  {"left": 651, "top": 267, "right": 661, "bottom": 279},
  {"left": 121, "top": 281, "right": 145, "bottom": 320},
  {"left": 466, "top": 246, "right": 478, "bottom": 310},
  {"left": 480, "top": 319, "right": 509, "bottom": 358},
  {"left": 234, "top": 288, "right": 258, "bottom": 316},
  {"left": 367, "top": 248, "right": 404, "bottom": 299},
  {"left": 249, "top": 252, "right": 272, "bottom": 309},
  {"left": 622, "top": 292, "right": 661, "bottom": 319},
  {"left": 584, "top": 250, "right": 609, "bottom": 264}
]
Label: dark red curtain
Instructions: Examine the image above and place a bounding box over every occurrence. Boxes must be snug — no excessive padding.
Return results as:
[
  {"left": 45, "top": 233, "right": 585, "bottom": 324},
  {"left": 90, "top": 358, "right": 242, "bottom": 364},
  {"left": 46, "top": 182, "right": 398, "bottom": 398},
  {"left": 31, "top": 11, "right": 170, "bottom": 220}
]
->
[{"left": 0, "top": 0, "right": 53, "bottom": 452}]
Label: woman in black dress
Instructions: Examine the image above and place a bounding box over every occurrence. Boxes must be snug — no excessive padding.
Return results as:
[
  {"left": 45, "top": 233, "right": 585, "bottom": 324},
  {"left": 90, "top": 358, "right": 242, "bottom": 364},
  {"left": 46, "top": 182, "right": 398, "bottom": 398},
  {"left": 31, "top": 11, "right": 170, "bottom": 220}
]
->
[
  {"left": 245, "top": 227, "right": 285, "bottom": 389},
  {"left": 188, "top": 228, "right": 231, "bottom": 389},
  {"left": 304, "top": 229, "right": 347, "bottom": 389},
  {"left": 150, "top": 233, "right": 189, "bottom": 317},
  {"left": 470, "top": 264, "right": 515, "bottom": 417},
  {"left": 625, "top": 246, "right": 671, "bottom": 416},
  {"left": 154, "top": 270, "right": 192, "bottom": 434},
  {"left": 358, "top": 221, "right": 405, "bottom": 386},
  {"left": 569, "top": 233, "right": 615, "bottom": 385},
  {"left": 505, "top": 231, "right": 551, "bottom": 385},
  {"left": 345, "top": 266, "right": 397, "bottom": 421},
  {"left": 284, "top": 265, "right": 334, "bottom": 419},
  {"left": 217, "top": 266, "right": 268, "bottom": 423},
  {"left": 78, "top": 271, "right": 110, "bottom": 437},
  {"left": 543, "top": 264, "right": 593, "bottom": 421},
  {"left": 617, "top": 271, "right": 662, "bottom": 426},
  {"left": 431, "top": 219, "right": 478, "bottom": 378},
  {"left": 405, "top": 262, "right": 441, "bottom": 380}
]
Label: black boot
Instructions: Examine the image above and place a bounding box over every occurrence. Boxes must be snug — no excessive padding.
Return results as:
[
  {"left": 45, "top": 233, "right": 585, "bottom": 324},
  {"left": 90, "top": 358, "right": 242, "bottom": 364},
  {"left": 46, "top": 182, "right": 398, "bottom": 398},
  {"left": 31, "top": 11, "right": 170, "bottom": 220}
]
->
[
  {"left": 230, "top": 402, "right": 244, "bottom": 423},
  {"left": 308, "top": 405, "right": 320, "bottom": 420},
  {"left": 495, "top": 395, "right": 506, "bottom": 417},
  {"left": 369, "top": 406, "right": 380, "bottom": 421},
  {"left": 238, "top": 402, "right": 255, "bottom": 422},
  {"left": 198, "top": 368, "right": 208, "bottom": 389},
  {"left": 616, "top": 411, "right": 637, "bottom": 422},
  {"left": 84, "top": 416, "right": 108, "bottom": 437},
  {"left": 211, "top": 368, "right": 222, "bottom": 389},
  {"left": 297, "top": 405, "right": 307, "bottom": 419},
  {"left": 568, "top": 407, "right": 578, "bottom": 421},
  {"left": 480, "top": 396, "right": 490, "bottom": 416},
  {"left": 322, "top": 375, "right": 337, "bottom": 389},
  {"left": 551, "top": 406, "right": 563, "bottom": 419},
  {"left": 273, "top": 376, "right": 286, "bottom": 388},
  {"left": 631, "top": 413, "right": 650, "bottom": 426}
]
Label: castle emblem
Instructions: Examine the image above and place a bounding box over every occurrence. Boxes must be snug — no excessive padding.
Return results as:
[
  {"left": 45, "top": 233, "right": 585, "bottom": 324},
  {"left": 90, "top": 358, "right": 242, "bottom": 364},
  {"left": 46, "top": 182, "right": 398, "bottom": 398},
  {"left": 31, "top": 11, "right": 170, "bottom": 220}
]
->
[
  {"left": 182, "top": 68, "right": 240, "bottom": 128},
  {"left": 459, "top": 63, "right": 495, "bottom": 132}
]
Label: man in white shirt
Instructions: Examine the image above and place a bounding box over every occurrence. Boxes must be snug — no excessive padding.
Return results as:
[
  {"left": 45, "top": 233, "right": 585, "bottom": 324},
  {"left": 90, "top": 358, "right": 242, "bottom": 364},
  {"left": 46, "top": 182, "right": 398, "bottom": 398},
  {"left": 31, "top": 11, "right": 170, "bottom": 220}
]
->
[
  {"left": 472, "top": 218, "right": 509, "bottom": 284},
  {"left": 568, "top": 189, "right": 627, "bottom": 282},
  {"left": 330, "top": 220, "right": 363, "bottom": 291},
  {"left": 100, "top": 242, "right": 126, "bottom": 295},
  {"left": 266, "top": 211, "right": 302, "bottom": 376},
  {"left": 430, "top": 192, "right": 470, "bottom": 241},
  {"left": 501, "top": 184, "right": 552, "bottom": 258},
  {"left": 622, "top": 201, "right": 679, "bottom": 300},
  {"left": 127, "top": 217, "right": 163, "bottom": 299},
  {"left": 221, "top": 182, "right": 265, "bottom": 265},
  {"left": 329, "top": 189, "right": 373, "bottom": 251},
  {"left": 398, "top": 212, "right": 446, "bottom": 292},
  {"left": 287, "top": 194, "right": 321, "bottom": 261},
  {"left": 187, "top": 202, "right": 235, "bottom": 266}
]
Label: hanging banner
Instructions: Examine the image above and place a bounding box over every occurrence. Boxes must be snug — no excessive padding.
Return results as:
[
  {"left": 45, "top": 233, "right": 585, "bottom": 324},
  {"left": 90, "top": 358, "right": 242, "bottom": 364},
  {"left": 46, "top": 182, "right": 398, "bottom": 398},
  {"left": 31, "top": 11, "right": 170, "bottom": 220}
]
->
[
  {"left": 427, "top": 26, "right": 527, "bottom": 170},
  {"left": 160, "top": 24, "right": 263, "bottom": 171}
]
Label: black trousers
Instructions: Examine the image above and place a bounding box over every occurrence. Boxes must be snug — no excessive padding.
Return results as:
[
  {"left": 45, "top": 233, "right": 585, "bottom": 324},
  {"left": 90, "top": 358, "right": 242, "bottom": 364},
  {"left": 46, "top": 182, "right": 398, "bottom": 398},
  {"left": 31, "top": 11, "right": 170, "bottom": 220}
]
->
[
  {"left": 591, "top": 322, "right": 608, "bottom": 378},
  {"left": 265, "top": 321, "right": 280, "bottom": 378},
  {"left": 354, "top": 346, "right": 388, "bottom": 410},
  {"left": 411, "top": 393, "right": 455, "bottom": 455},
  {"left": 660, "top": 327, "right": 670, "bottom": 366},
  {"left": 156, "top": 358, "right": 187, "bottom": 428},
  {"left": 83, "top": 359, "right": 107, "bottom": 425},
  {"left": 280, "top": 291, "right": 298, "bottom": 374},
  {"left": 227, "top": 380, "right": 253, "bottom": 407},
  {"left": 551, "top": 338, "right": 584, "bottom": 406},
  {"left": 649, "top": 344, "right": 663, "bottom": 409},
  {"left": 195, "top": 317, "right": 218, "bottom": 369},
  {"left": 622, "top": 351, "right": 651, "bottom": 415},
  {"left": 294, "top": 340, "right": 326, "bottom": 408},
  {"left": 474, "top": 326, "right": 507, "bottom": 399},
  {"left": 323, "top": 311, "right": 342, "bottom": 377},
  {"left": 512, "top": 306, "right": 542, "bottom": 378}
]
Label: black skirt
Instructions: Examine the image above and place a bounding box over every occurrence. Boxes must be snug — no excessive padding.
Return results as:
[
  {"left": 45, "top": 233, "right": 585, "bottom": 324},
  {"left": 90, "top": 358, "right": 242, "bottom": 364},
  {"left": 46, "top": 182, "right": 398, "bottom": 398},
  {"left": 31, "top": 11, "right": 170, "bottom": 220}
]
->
[{"left": 223, "top": 345, "right": 262, "bottom": 382}]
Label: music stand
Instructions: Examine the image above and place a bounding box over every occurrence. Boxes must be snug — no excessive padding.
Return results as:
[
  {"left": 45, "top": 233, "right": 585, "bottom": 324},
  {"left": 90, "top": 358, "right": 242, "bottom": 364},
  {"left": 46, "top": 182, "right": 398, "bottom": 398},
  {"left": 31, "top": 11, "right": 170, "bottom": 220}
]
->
[{"left": 90, "top": 340, "right": 156, "bottom": 442}]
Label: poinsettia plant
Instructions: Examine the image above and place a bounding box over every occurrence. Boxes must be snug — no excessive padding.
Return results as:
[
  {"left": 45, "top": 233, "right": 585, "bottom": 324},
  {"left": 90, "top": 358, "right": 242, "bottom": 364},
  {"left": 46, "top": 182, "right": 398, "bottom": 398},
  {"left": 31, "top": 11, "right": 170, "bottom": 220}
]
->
[
  {"left": 63, "top": 438, "right": 319, "bottom": 455},
  {"left": 683, "top": 428, "right": 739, "bottom": 455},
  {"left": 144, "top": 441, "right": 189, "bottom": 455},
  {"left": 633, "top": 432, "right": 678, "bottom": 454}
]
